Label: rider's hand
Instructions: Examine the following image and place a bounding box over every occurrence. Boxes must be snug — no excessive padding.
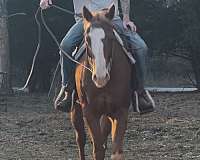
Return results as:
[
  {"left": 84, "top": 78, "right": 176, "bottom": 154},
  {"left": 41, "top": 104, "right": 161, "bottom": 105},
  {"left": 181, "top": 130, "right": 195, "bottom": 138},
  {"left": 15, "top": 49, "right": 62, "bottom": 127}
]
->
[
  {"left": 123, "top": 15, "right": 137, "bottom": 32},
  {"left": 40, "top": 0, "right": 52, "bottom": 10}
]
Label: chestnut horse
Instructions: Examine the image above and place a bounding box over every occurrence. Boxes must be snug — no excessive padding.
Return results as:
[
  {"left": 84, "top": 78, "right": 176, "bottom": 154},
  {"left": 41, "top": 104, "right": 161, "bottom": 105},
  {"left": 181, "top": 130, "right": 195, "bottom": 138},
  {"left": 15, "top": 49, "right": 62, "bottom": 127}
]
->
[{"left": 71, "top": 5, "right": 133, "bottom": 160}]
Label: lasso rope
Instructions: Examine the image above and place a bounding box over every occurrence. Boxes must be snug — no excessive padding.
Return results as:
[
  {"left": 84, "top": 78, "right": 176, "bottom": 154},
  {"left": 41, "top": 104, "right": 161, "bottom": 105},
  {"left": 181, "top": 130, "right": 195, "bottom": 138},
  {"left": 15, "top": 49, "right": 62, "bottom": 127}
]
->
[
  {"left": 19, "top": 5, "right": 92, "bottom": 91},
  {"left": 40, "top": 8, "right": 92, "bottom": 71},
  {"left": 47, "top": 59, "right": 60, "bottom": 97},
  {"left": 51, "top": 4, "right": 80, "bottom": 16},
  {"left": 18, "top": 7, "right": 41, "bottom": 90}
]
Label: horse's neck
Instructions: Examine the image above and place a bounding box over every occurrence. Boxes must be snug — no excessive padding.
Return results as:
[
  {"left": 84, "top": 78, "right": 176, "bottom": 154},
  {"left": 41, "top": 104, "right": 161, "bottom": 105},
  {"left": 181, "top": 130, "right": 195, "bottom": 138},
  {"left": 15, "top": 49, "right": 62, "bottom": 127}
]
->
[{"left": 112, "top": 40, "right": 129, "bottom": 65}]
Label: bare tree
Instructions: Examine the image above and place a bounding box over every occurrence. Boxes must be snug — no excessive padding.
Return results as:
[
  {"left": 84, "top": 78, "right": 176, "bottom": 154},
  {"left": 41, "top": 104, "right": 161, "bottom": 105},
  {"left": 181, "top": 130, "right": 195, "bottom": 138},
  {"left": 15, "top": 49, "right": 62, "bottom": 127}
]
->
[{"left": 0, "top": 0, "right": 11, "bottom": 92}]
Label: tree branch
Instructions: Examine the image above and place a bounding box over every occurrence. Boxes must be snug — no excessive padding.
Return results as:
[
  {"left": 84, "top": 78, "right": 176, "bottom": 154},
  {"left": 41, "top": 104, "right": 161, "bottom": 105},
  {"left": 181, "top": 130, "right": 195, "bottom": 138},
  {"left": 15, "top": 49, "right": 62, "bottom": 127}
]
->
[{"left": 168, "top": 52, "right": 192, "bottom": 61}]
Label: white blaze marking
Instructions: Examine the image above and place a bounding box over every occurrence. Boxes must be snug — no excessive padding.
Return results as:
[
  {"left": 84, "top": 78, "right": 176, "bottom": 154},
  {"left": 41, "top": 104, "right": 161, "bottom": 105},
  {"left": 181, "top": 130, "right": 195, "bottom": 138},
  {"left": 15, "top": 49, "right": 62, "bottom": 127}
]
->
[{"left": 89, "top": 27, "right": 107, "bottom": 79}]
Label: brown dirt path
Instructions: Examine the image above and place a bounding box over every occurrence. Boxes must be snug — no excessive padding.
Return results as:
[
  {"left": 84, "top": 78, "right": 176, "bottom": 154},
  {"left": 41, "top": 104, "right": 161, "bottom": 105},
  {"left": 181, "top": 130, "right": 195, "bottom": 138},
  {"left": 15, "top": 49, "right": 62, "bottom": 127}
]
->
[{"left": 1, "top": 92, "right": 200, "bottom": 160}]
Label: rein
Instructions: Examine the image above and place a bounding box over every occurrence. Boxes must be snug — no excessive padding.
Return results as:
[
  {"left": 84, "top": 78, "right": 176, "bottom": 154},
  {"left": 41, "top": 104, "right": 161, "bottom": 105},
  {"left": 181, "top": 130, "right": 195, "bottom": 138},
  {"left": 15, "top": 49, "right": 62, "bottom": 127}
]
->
[{"left": 107, "top": 46, "right": 113, "bottom": 74}]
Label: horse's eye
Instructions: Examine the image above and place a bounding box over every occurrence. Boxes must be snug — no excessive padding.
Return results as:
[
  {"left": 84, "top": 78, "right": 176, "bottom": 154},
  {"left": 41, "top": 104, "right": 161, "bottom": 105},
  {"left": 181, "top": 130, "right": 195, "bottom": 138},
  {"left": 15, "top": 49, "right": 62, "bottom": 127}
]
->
[
  {"left": 88, "top": 52, "right": 94, "bottom": 60},
  {"left": 101, "top": 38, "right": 106, "bottom": 43},
  {"left": 86, "top": 36, "right": 91, "bottom": 44}
]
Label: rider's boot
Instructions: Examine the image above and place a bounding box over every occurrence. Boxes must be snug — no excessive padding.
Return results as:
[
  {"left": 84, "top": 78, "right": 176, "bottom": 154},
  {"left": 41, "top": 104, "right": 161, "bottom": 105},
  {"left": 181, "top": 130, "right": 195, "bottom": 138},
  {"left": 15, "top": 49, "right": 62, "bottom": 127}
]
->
[
  {"left": 132, "top": 89, "right": 155, "bottom": 114},
  {"left": 54, "top": 85, "right": 73, "bottom": 113}
]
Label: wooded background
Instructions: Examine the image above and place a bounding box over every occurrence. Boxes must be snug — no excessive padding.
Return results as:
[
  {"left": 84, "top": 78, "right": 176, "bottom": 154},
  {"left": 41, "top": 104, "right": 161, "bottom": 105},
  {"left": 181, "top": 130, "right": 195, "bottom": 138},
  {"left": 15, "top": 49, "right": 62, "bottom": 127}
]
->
[{"left": 2, "top": 0, "right": 200, "bottom": 92}]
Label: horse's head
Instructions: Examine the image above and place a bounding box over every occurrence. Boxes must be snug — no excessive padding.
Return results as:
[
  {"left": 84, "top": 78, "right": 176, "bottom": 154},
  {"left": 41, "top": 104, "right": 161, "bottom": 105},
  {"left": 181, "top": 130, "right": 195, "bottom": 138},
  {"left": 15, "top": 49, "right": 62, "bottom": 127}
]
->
[{"left": 83, "top": 5, "right": 116, "bottom": 88}]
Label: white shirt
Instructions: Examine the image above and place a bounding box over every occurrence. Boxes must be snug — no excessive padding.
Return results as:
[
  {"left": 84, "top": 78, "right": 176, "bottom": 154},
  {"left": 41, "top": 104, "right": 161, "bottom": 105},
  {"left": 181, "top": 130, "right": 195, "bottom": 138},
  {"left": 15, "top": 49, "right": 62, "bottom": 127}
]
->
[{"left": 73, "top": 0, "right": 119, "bottom": 17}]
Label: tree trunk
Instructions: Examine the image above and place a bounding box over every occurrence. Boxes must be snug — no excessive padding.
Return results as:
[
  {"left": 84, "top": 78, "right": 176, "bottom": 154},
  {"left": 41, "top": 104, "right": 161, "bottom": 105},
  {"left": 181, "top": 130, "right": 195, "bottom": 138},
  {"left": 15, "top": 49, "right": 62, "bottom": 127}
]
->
[
  {"left": 191, "top": 51, "right": 200, "bottom": 90},
  {"left": 0, "top": 0, "right": 11, "bottom": 93}
]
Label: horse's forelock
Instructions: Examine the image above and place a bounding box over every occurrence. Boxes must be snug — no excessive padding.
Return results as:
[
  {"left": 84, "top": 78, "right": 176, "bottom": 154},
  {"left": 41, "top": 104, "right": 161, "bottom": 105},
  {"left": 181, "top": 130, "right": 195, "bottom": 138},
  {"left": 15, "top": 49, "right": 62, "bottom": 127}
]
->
[{"left": 84, "top": 12, "right": 113, "bottom": 33}]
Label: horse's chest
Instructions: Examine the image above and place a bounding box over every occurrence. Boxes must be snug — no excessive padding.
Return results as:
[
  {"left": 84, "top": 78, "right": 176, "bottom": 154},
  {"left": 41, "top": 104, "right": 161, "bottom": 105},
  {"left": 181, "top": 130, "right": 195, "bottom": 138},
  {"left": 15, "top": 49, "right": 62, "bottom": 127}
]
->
[{"left": 86, "top": 92, "right": 118, "bottom": 113}]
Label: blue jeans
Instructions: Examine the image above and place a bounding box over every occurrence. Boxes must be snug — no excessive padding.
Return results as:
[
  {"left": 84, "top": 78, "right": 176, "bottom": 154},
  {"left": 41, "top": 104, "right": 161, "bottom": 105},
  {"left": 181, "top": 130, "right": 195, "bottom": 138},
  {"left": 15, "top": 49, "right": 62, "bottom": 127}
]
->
[
  {"left": 60, "top": 17, "right": 148, "bottom": 90},
  {"left": 59, "top": 19, "right": 84, "bottom": 87}
]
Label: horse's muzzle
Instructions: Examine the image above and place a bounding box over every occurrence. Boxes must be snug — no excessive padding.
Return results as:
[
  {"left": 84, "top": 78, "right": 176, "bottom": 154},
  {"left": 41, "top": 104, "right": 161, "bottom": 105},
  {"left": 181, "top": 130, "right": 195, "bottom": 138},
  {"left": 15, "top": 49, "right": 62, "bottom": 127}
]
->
[{"left": 92, "top": 72, "right": 110, "bottom": 88}]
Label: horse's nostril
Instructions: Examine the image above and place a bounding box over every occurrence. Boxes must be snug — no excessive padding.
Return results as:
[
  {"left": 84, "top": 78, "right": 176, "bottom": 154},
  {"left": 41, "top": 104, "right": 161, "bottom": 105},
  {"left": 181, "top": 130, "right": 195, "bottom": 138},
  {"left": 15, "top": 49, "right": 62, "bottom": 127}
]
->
[
  {"left": 106, "top": 73, "right": 110, "bottom": 80},
  {"left": 92, "top": 74, "right": 97, "bottom": 81}
]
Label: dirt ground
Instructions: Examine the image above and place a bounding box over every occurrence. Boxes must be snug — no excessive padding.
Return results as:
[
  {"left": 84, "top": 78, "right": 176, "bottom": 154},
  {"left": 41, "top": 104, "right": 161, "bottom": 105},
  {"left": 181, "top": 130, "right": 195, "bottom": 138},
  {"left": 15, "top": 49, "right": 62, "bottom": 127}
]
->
[{"left": 1, "top": 92, "right": 200, "bottom": 160}]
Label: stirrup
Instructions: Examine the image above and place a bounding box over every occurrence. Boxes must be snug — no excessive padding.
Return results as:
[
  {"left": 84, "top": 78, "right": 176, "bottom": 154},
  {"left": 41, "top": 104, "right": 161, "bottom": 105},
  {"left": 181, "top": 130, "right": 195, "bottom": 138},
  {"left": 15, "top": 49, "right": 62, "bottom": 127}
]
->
[
  {"left": 132, "top": 91, "right": 155, "bottom": 114},
  {"left": 54, "top": 87, "right": 74, "bottom": 113}
]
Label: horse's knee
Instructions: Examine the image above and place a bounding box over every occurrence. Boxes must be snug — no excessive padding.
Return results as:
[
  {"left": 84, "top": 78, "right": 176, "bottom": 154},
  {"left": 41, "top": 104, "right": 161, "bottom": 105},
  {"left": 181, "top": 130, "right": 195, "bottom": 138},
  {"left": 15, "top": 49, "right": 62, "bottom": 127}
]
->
[
  {"left": 100, "top": 116, "right": 111, "bottom": 146},
  {"left": 100, "top": 116, "right": 111, "bottom": 133},
  {"left": 111, "top": 152, "right": 124, "bottom": 160}
]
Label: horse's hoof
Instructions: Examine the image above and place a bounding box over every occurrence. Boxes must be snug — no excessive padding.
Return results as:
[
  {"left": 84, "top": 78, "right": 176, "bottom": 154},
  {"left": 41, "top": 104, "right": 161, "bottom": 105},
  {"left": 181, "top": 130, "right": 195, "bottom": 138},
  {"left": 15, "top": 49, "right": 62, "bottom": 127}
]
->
[{"left": 111, "top": 153, "right": 124, "bottom": 160}]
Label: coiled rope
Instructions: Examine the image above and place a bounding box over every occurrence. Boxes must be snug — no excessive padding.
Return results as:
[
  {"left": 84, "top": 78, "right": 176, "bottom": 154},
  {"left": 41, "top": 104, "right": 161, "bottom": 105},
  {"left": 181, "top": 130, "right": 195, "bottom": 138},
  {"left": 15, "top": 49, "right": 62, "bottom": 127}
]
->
[{"left": 19, "top": 5, "right": 92, "bottom": 92}]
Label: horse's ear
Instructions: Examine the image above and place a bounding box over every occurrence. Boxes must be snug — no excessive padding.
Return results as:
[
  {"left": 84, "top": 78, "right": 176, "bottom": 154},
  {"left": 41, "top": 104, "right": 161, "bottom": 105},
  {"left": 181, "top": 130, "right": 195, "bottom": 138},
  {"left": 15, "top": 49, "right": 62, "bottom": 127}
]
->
[
  {"left": 83, "top": 6, "right": 93, "bottom": 22},
  {"left": 105, "top": 4, "right": 115, "bottom": 20}
]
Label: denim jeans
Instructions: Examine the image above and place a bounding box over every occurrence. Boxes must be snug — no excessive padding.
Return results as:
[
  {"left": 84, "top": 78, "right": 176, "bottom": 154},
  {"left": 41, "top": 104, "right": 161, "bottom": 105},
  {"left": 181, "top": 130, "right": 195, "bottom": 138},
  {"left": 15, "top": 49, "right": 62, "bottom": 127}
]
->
[
  {"left": 59, "top": 19, "right": 84, "bottom": 87},
  {"left": 60, "top": 17, "right": 148, "bottom": 90}
]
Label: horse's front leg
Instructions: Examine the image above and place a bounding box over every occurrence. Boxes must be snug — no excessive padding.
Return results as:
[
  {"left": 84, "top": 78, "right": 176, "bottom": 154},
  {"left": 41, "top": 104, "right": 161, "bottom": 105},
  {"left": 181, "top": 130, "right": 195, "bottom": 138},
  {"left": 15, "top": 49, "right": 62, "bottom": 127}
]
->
[
  {"left": 71, "top": 103, "right": 86, "bottom": 160},
  {"left": 84, "top": 108, "right": 105, "bottom": 160},
  {"left": 100, "top": 115, "right": 111, "bottom": 150},
  {"left": 111, "top": 109, "right": 128, "bottom": 160}
]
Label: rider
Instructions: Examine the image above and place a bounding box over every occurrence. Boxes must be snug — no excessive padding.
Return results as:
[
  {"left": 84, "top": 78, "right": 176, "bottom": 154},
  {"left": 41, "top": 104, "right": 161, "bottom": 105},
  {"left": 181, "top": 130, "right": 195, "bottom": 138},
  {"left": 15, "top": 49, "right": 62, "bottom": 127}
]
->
[{"left": 40, "top": 0, "right": 155, "bottom": 113}]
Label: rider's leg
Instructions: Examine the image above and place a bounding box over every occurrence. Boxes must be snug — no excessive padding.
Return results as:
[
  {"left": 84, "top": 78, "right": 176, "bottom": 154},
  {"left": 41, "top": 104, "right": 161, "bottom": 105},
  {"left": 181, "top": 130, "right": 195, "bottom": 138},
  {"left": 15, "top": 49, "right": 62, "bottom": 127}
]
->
[
  {"left": 127, "top": 35, "right": 155, "bottom": 113},
  {"left": 55, "top": 19, "right": 84, "bottom": 112},
  {"left": 127, "top": 33, "right": 148, "bottom": 92},
  {"left": 112, "top": 17, "right": 155, "bottom": 113}
]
